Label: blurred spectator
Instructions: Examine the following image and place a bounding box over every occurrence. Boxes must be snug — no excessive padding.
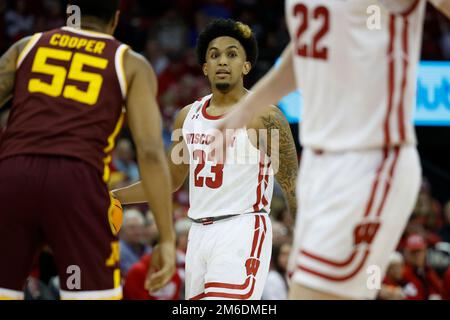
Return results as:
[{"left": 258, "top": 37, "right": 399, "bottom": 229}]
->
[
  {"left": 402, "top": 234, "right": 444, "bottom": 300},
  {"left": 271, "top": 220, "right": 291, "bottom": 247},
  {"left": 412, "top": 180, "right": 443, "bottom": 234},
  {"left": 444, "top": 266, "right": 450, "bottom": 300},
  {"left": 35, "top": 0, "right": 65, "bottom": 32},
  {"left": 123, "top": 253, "right": 182, "bottom": 300},
  {"left": 439, "top": 201, "right": 450, "bottom": 243},
  {"left": 119, "top": 208, "right": 151, "bottom": 276},
  {"left": 154, "top": 10, "right": 187, "bottom": 55},
  {"left": 122, "top": 217, "right": 191, "bottom": 300},
  {"left": 143, "top": 37, "right": 169, "bottom": 76},
  {"left": 113, "top": 138, "right": 140, "bottom": 183},
  {"left": 262, "top": 243, "right": 291, "bottom": 300},
  {"left": 5, "top": 0, "right": 34, "bottom": 42},
  {"left": 0, "top": 0, "right": 7, "bottom": 52},
  {"left": 200, "top": 0, "right": 233, "bottom": 20},
  {"left": 378, "top": 252, "right": 406, "bottom": 300}
]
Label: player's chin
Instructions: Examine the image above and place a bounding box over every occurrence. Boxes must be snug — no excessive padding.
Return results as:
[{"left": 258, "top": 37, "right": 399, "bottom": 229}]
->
[{"left": 215, "top": 81, "right": 231, "bottom": 92}]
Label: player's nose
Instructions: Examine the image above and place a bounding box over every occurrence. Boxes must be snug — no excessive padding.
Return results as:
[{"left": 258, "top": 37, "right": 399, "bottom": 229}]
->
[{"left": 218, "top": 54, "right": 228, "bottom": 66}]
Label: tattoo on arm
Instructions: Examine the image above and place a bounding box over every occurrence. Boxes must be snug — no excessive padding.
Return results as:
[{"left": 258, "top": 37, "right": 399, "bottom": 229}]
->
[
  {"left": 0, "top": 44, "right": 19, "bottom": 108},
  {"left": 260, "top": 108, "right": 299, "bottom": 218}
]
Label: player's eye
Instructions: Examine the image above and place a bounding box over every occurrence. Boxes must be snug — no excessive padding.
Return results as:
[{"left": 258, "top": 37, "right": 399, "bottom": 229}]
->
[
  {"left": 210, "top": 52, "right": 218, "bottom": 59},
  {"left": 228, "top": 51, "right": 237, "bottom": 58}
]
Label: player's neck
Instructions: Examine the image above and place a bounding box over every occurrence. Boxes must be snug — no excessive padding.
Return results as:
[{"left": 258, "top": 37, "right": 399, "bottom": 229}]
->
[
  {"left": 80, "top": 23, "right": 109, "bottom": 35},
  {"left": 210, "top": 86, "right": 248, "bottom": 108}
]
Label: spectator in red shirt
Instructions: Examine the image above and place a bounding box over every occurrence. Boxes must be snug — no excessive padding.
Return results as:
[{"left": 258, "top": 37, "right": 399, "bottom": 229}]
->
[
  {"left": 123, "top": 218, "right": 191, "bottom": 300},
  {"left": 402, "top": 234, "right": 444, "bottom": 300},
  {"left": 378, "top": 252, "right": 406, "bottom": 300},
  {"left": 443, "top": 266, "right": 450, "bottom": 300},
  {"left": 439, "top": 201, "right": 450, "bottom": 243},
  {"left": 123, "top": 253, "right": 182, "bottom": 300}
]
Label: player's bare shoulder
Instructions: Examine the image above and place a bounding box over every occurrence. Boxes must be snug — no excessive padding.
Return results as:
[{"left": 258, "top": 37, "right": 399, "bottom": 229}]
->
[
  {"left": 123, "top": 49, "right": 158, "bottom": 92},
  {"left": 175, "top": 104, "right": 194, "bottom": 129}
]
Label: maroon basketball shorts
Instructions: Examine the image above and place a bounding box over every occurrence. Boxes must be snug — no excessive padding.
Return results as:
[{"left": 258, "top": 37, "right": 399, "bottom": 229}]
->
[{"left": 0, "top": 155, "right": 121, "bottom": 300}]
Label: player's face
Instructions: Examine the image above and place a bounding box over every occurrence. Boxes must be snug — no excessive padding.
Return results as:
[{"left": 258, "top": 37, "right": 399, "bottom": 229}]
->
[{"left": 203, "top": 36, "right": 251, "bottom": 93}]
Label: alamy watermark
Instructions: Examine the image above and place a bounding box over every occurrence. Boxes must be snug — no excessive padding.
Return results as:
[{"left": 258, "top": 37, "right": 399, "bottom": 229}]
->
[
  {"left": 67, "top": 5, "right": 81, "bottom": 28},
  {"left": 170, "top": 128, "right": 281, "bottom": 175},
  {"left": 367, "top": 5, "right": 382, "bottom": 30},
  {"left": 66, "top": 265, "right": 81, "bottom": 290},
  {"left": 366, "top": 265, "right": 382, "bottom": 290}
]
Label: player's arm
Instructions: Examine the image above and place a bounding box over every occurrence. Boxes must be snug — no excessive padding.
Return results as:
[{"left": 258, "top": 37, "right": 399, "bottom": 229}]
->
[
  {"left": 0, "top": 37, "right": 31, "bottom": 108},
  {"left": 428, "top": 0, "right": 450, "bottom": 18},
  {"left": 167, "top": 105, "right": 190, "bottom": 191},
  {"left": 124, "top": 50, "right": 175, "bottom": 291},
  {"left": 112, "top": 105, "right": 190, "bottom": 204},
  {"left": 256, "top": 106, "right": 298, "bottom": 218},
  {"left": 378, "top": 0, "right": 417, "bottom": 13},
  {"left": 218, "top": 43, "right": 296, "bottom": 131},
  {"left": 379, "top": 0, "right": 450, "bottom": 19}
]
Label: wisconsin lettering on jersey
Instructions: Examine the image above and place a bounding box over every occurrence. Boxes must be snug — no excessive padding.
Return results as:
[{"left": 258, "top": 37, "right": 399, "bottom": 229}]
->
[
  {"left": 185, "top": 133, "right": 216, "bottom": 146},
  {"left": 185, "top": 133, "right": 238, "bottom": 146}
]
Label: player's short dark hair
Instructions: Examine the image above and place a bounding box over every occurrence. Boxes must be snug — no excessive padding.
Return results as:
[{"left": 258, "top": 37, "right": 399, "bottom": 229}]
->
[
  {"left": 68, "top": 0, "right": 120, "bottom": 24},
  {"left": 196, "top": 19, "right": 258, "bottom": 67}
]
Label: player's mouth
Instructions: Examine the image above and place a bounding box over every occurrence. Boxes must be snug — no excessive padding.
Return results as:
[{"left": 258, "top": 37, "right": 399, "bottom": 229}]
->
[{"left": 216, "top": 70, "right": 231, "bottom": 79}]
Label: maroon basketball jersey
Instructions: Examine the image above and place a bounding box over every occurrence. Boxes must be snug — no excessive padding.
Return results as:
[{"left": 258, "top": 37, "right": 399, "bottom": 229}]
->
[{"left": 0, "top": 27, "right": 129, "bottom": 182}]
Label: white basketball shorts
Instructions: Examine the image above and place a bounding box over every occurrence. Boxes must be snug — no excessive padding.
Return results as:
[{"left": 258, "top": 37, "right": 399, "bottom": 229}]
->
[
  {"left": 289, "top": 145, "right": 421, "bottom": 299},
  {"left": 186, "top": 213, "right": 272, "bottom": 300}
]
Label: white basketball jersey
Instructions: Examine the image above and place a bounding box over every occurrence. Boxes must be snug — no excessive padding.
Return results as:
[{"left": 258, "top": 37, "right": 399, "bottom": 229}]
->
[
  {"left": 182, "top": 95, "right": 274, "bottom": 220},
  {"left": 285, "top": 0, "right": 426, "bottom": 151}
]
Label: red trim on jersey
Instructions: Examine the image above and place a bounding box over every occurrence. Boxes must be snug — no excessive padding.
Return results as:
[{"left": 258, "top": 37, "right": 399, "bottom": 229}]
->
[
  {"left": 190, "top": 215, "right": 267, "bottom": 300},
  {"left": 363, "top": 149, "right": 389, "bottom": 218},
  {"left": 400, "top": 0, "right": 420, "bottom": 16},
  {"left": 376, "top": 147, "right": 401, "bottom": 217},
  {"left": 300, "top": 249, "right": 358, "bottom": 268},
  {"left": 201, "top": 98, "right": 226, "bottom": 120},
  {"left": 205, "top": 277, "right": 251, "bottom": 291},
  {"left": 397, "top": 17, "right": 410, "bottom": 143},
  {"left": 257, "top": 216, "right": 267, "bottom": 258},
  {"left": 261, "top": 160, "right": 271, "bottom": 207},
  {"left": 384, "top": 15, "right": 396, "bottom": 147},
  {"left": 297, "top": 250, "right": 370, "bottom": 282},
  {"left": 191, "top": 279, "right": 256, "bottom": 300},
  {"left": 253, "top": 153, "right": 266, "bottom": 212},
  {"left": 250, "top": 215, "right": 261, "bottom": 257}
]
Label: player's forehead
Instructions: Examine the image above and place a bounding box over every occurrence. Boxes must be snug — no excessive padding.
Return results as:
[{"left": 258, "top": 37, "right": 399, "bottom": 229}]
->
[{"left": 207, "top": 36, "right": 244, "bottom": 53}]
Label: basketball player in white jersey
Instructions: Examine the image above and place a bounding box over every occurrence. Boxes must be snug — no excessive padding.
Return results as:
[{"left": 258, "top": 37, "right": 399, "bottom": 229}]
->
[
  {"left": 112, "top": 19, "right": 298, "bottom": 300},
  {"left": 217, "top": 0, "right": 449, "bottom": 300}
]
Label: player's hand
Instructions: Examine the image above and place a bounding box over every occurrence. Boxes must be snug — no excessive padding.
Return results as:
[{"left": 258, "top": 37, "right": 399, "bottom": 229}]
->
[
  {"left": 145, "top": 241, "right": 176, "bottom": 293},
  {"left": 216, "top": 100, "right": 253, "bottom": 132},
  {"left": 212, "top": 102, "right": 253, "bottom": 164}
]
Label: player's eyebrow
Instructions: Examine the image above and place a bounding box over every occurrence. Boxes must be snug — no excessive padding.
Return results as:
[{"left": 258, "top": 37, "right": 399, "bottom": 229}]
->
[{"left": 208, "top": 45, "right": 239, "bottom": 52}]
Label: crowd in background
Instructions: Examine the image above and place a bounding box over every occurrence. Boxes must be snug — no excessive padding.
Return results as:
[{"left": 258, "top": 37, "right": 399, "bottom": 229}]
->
[{"left": 0, "top": 0, "right": 450, "bottom": 300}]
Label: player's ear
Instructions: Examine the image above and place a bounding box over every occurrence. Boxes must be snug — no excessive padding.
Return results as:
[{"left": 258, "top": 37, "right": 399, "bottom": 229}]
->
[
  {"left": 202, "top": 63, "right": 208, "bottom": 77},
  {"left": 243, "top": 61, "right": 251, "bottom": 76},
  {"left": 111, "top": 11, "right": 120, "bottom": 34}
]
